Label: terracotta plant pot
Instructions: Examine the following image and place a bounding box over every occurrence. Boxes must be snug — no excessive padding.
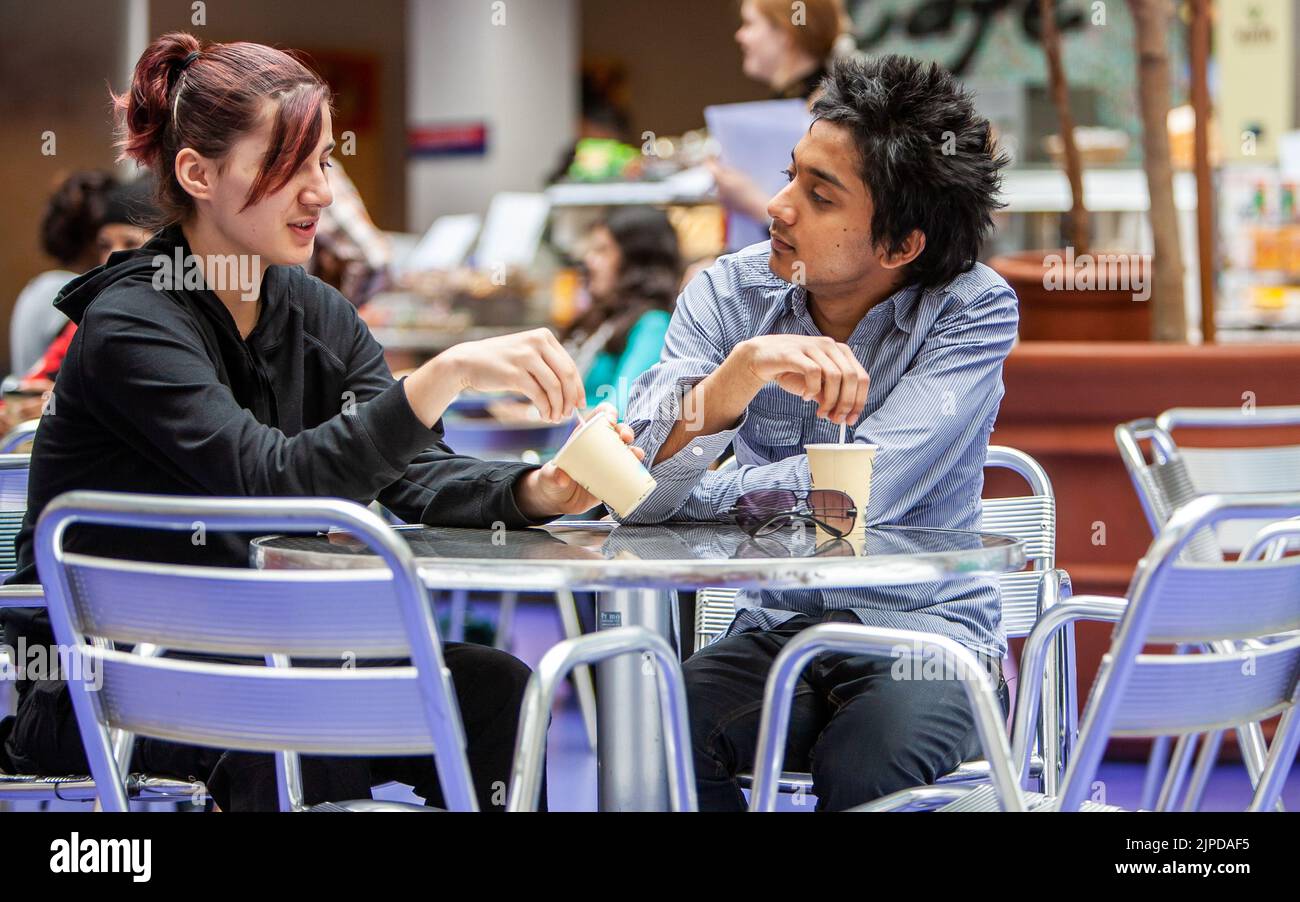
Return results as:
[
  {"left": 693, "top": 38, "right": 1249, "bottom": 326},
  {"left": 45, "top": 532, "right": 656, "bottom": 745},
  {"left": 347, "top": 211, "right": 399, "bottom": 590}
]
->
[{"left": 990, "top": 249, "right": 1152, "bottom": 341}]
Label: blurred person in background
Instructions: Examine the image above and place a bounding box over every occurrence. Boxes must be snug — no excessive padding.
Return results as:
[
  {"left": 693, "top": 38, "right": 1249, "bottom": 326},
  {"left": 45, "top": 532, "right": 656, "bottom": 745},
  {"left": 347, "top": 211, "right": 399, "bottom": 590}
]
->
[
  {"left": 9, "top": 171, "right": 117, "bottom": 376},
  {"left": 564, "top": 206, "right": 681, "bottom": 416},
  {"left": 307, "top": 156, "right": 392, "bottom": 306},
  {"left": 19, "top": 176, "right": 157, "bottom": 386},
  {"left": 709, "top": 0, "right": 853, "bottom": 227}
]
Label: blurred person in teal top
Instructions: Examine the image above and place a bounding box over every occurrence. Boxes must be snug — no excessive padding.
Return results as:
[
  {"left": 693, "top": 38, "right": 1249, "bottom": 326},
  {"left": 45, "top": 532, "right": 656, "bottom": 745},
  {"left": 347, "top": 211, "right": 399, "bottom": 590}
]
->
[{"left": 563, "top": 207, "right": 681, "bottom": 416}]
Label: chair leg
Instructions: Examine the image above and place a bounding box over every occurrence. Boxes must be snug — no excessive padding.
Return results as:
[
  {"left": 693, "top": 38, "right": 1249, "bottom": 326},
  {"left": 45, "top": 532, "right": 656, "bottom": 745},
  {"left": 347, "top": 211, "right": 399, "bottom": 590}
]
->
[
  {"left": 1155, "top": 733, "right": 1196, "bottom": 811},
  {"left": 447, "top": 589, "right": 469, "bottom": 643},
  {"left": 1181, "top": 729, "right": 1223, "bottom": 811},
  {"left": 494, "top": 592, "right": 518, "bottom": 651},
  {"left": 554, "top": 589, "right": 598, "bottom": 751},
  {"left": 1139, "top": 738, "right": 1171, "bottom": 810}
]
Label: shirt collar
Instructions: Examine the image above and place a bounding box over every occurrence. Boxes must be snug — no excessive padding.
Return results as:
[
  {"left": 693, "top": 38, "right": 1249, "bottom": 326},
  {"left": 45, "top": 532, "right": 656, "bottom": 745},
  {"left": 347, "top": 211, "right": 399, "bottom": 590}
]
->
[{"left": 784, "top": 280, "right": 923, "bottom": 335}]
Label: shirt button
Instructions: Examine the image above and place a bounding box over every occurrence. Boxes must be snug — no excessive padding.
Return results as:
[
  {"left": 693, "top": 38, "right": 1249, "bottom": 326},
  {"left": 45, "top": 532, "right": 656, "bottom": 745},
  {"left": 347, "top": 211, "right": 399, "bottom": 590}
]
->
[{"left": 692, "top": 446, "right": 704, "bottom": 456}]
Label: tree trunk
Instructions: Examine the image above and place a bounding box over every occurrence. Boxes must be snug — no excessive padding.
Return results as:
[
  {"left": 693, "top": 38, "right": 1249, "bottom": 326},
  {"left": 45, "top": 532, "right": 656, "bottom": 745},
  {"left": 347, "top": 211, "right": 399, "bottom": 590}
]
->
[
  {"left": 1039, "top": 0, "right": 1090, "bottom": 255},
  {"left": 1128, "top": 0, "right": 1187, "bottom": 341}
]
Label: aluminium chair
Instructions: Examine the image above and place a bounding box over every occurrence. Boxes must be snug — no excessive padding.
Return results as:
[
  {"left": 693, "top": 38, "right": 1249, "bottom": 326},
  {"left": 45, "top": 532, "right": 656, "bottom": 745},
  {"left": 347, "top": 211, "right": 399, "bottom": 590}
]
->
[
  {"left": 1116, "top": 405, "right": 1300, "bottom": 809},
  {"left": 35, "top": 491, "right": 480, "bottom": 811},
  {"left": 0, "top": 453, "right": 31, "bottom": 580},
  {"left": 694, "top": 445, "right": 1077, "bottom": 799},
  {"left": 838, "top": 493, "right": 1300, "bottom": 812},
  {"left": 507, "top": 625, "right": 697, "bottom": 811}
]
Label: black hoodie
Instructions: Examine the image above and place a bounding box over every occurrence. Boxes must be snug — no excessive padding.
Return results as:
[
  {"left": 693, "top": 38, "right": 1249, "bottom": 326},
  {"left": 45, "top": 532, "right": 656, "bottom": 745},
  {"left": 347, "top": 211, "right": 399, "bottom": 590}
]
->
[{"left": 1, "top": 225, "right": 545, "bottom": 655}]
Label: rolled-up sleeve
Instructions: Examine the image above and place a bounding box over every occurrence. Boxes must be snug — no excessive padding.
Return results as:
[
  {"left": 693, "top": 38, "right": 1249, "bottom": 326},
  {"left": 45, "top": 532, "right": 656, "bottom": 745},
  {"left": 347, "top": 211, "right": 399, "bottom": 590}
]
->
[{"left": 619, "top": 266, "right": 751, "bottom": 523}]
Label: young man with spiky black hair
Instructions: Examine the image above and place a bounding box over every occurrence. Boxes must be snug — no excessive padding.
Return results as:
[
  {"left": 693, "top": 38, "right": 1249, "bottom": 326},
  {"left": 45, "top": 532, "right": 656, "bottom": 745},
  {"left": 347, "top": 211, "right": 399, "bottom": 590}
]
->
[{"left": 620, "top": 54, "right": 1018, "bottom": 810}]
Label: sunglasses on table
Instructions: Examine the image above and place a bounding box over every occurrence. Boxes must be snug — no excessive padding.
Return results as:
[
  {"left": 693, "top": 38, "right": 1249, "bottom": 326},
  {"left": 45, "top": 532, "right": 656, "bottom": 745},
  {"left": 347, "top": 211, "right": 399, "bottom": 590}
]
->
[
  {"left": 734, "top": 534, "right": 857, "bottom": 559},
  {"left": 726, "top": 489, "right": 857, "bottom": 538}
]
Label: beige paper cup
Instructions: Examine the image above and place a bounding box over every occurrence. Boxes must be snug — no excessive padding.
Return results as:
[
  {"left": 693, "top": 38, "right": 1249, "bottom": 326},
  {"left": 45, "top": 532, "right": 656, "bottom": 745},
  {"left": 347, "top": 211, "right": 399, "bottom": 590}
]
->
[
  {"left": 805, "top": 443, "right": 879, "bottom": 535},
  {"left": 553, "top": 412, "right": 657, "bottom": 518}
]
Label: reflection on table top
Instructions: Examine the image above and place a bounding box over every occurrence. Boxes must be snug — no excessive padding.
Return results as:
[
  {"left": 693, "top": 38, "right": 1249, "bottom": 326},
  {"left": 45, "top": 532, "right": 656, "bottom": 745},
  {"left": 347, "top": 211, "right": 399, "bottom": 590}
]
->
[{"left": 252, "top": 521, "right": 1025, "bottom": 592}]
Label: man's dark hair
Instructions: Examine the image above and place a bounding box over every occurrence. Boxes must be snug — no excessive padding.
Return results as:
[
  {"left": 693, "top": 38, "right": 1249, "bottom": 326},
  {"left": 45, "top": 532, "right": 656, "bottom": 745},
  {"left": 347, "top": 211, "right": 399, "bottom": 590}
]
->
[{"left": 811, "top": 54, "right": 1007, "bottom": 289}]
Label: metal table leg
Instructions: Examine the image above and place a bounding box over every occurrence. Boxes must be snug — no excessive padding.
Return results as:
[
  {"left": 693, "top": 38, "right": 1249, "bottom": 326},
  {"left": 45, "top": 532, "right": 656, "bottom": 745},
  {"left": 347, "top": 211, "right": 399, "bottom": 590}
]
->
[{"left": 594, "top": 587, "right": 679, "bottom": 811}]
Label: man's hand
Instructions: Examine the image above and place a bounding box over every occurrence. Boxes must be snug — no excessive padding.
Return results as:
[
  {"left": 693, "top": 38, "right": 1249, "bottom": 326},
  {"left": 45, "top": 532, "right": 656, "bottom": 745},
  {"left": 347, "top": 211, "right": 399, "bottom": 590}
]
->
[
  {"left": 514, "top": 406, "right": 645, "bottom": 519},
  {"left": 739, "top": 334, "right": 869, "bottom": 425},
  {"left": 651, "top": 334, "right": 869, "bottom": 465}
]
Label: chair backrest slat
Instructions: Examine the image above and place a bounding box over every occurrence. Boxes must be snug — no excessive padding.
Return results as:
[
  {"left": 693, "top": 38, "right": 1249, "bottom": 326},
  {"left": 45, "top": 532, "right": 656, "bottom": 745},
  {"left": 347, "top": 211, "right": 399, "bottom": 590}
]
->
[
  {"left": 1142, "top": 560, "right": 1300, "bottom": 642},
  {"left": 1107, "top": 641, "right": 1300, "bottom": 736},
  {"left": 95, "top": 651, "right": 439, "bottom": 755},
  {"left": 1121, "top": 407, "right": 1300, "bottom": 556},
  {"left": 980, "top": 496, "right": 1054, "bottom": 564},
  {"left": 64, "top": 554, "right": 409, "bottom": 657},
  {"left": 997, "top": 570, "right": 1044, "bottom": 637},
  {"left": 1180, "top": 447, "right": 1300, "bottom": 552}
]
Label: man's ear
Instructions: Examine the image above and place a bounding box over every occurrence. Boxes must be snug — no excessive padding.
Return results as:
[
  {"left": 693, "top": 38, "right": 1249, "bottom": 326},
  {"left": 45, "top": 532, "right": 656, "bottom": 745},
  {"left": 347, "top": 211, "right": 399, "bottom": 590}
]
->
[
  {"left": 879, "top": 229, "right": 926, "bottom": 271},
  {"left": 174, "top": 148, "right": 215, "bottom": 203}
]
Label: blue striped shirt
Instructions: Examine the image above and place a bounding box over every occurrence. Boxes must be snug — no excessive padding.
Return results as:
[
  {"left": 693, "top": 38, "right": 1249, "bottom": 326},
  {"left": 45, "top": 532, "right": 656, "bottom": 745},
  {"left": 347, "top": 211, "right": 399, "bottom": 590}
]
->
[{"left": 619, "top": 242, "right": 1020, "bottom": 657}]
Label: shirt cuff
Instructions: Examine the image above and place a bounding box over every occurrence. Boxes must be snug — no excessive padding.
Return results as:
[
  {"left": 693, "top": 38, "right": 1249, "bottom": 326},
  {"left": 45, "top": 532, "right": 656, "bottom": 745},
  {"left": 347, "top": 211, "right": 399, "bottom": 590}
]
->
[
  {"left": 493, "top": 464, "right": 551, "bottom": 528},
  {"left": 359, "top": 377, "right": 443, "bottom": 472},
  {"left": 619, "top": 377, "right": 748, "bottom": 523}
]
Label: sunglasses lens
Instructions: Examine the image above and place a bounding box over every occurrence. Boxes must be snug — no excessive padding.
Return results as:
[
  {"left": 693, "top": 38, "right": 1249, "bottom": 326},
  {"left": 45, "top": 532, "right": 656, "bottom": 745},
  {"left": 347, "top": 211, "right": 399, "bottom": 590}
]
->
[
  {"left": 816, "top": 538, "right": 855, "bottom": 557},
  {"left": 734, "top": 490, "right": 799, "bottom": 535},
  {"left": 737, "top": 536, "right": 786, "bottom": 558},
  {"left": 808, "top": 490, "right": 856, "bottom": 536}
]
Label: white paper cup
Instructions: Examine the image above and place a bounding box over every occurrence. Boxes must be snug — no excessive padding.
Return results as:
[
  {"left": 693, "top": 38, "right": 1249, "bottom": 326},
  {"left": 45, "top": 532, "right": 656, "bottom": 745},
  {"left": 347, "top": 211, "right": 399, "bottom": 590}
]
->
[
  {"left": 553, "top": 412, "right": 657, "bottom": 518},
  {"left": 805, "top": 443, "right": 878, "bottom": 535}
]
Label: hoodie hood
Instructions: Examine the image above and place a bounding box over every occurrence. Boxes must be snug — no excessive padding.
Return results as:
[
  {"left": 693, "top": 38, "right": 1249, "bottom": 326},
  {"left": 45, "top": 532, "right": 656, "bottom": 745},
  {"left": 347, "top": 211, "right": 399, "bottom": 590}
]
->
[{"left": 52, "top": 225, "right": 286, "bottom": 346}]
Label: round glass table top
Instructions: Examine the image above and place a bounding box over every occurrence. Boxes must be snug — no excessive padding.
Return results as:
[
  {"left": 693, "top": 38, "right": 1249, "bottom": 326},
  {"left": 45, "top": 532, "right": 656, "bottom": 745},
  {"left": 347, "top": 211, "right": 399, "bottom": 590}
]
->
[{"left": 251, "top": 521, "right": 1025, "bottom": 592}]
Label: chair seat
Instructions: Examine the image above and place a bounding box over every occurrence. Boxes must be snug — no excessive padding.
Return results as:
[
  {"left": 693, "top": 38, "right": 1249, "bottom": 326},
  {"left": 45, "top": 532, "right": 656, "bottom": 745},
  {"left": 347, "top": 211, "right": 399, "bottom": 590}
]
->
[
  {"left": 851, "top": 783, "right": 1127, "bottom": 813},
  {"left": 305, "top": 799, "right": 440, "bottom": 812},
  {"left": 0, "top": 772, "right": 205, "bottom": 803}
]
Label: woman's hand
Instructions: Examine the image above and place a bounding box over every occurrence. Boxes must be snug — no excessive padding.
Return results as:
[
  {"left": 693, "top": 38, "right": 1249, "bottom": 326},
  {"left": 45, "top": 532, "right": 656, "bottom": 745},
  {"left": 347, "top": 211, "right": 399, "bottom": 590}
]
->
[
  {"left": 404, "top": 328, "right": 586, "bottom": 428},
  {"left": 513, "top": 405, "right": 645, "bottom": 519}
]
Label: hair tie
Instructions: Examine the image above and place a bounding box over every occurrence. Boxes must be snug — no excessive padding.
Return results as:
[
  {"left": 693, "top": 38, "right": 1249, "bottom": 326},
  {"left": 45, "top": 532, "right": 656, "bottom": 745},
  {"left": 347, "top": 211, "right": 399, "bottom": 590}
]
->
[{"left": 171, "top": 50, "right": 201, "bottom": 125}]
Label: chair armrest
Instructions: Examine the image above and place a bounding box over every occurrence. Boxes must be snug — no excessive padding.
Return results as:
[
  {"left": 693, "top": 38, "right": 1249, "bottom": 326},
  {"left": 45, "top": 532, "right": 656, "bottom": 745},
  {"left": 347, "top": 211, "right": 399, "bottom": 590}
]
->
[
  {"left": 1010, "top": 594, "right": 1128, "bottom": 778},
  {"left": 747, "top": 623, "right": 1027, "bottom": 812},
  {"left": 508, "top": 626, "right": 696, "bottom": 812}
]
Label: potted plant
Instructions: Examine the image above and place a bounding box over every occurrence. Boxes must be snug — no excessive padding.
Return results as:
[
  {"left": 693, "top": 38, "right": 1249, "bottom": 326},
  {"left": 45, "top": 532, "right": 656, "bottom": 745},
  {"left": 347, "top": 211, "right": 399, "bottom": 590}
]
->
[{"left": 991, "top": 0, "right": 1184, "bottom": 342}]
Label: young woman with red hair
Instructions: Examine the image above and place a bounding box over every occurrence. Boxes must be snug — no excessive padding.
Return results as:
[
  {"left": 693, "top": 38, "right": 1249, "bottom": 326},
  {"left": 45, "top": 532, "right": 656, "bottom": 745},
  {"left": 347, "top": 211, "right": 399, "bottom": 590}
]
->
[{"left": 0, "top": 32, "right": 637, "bottom": 811}]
